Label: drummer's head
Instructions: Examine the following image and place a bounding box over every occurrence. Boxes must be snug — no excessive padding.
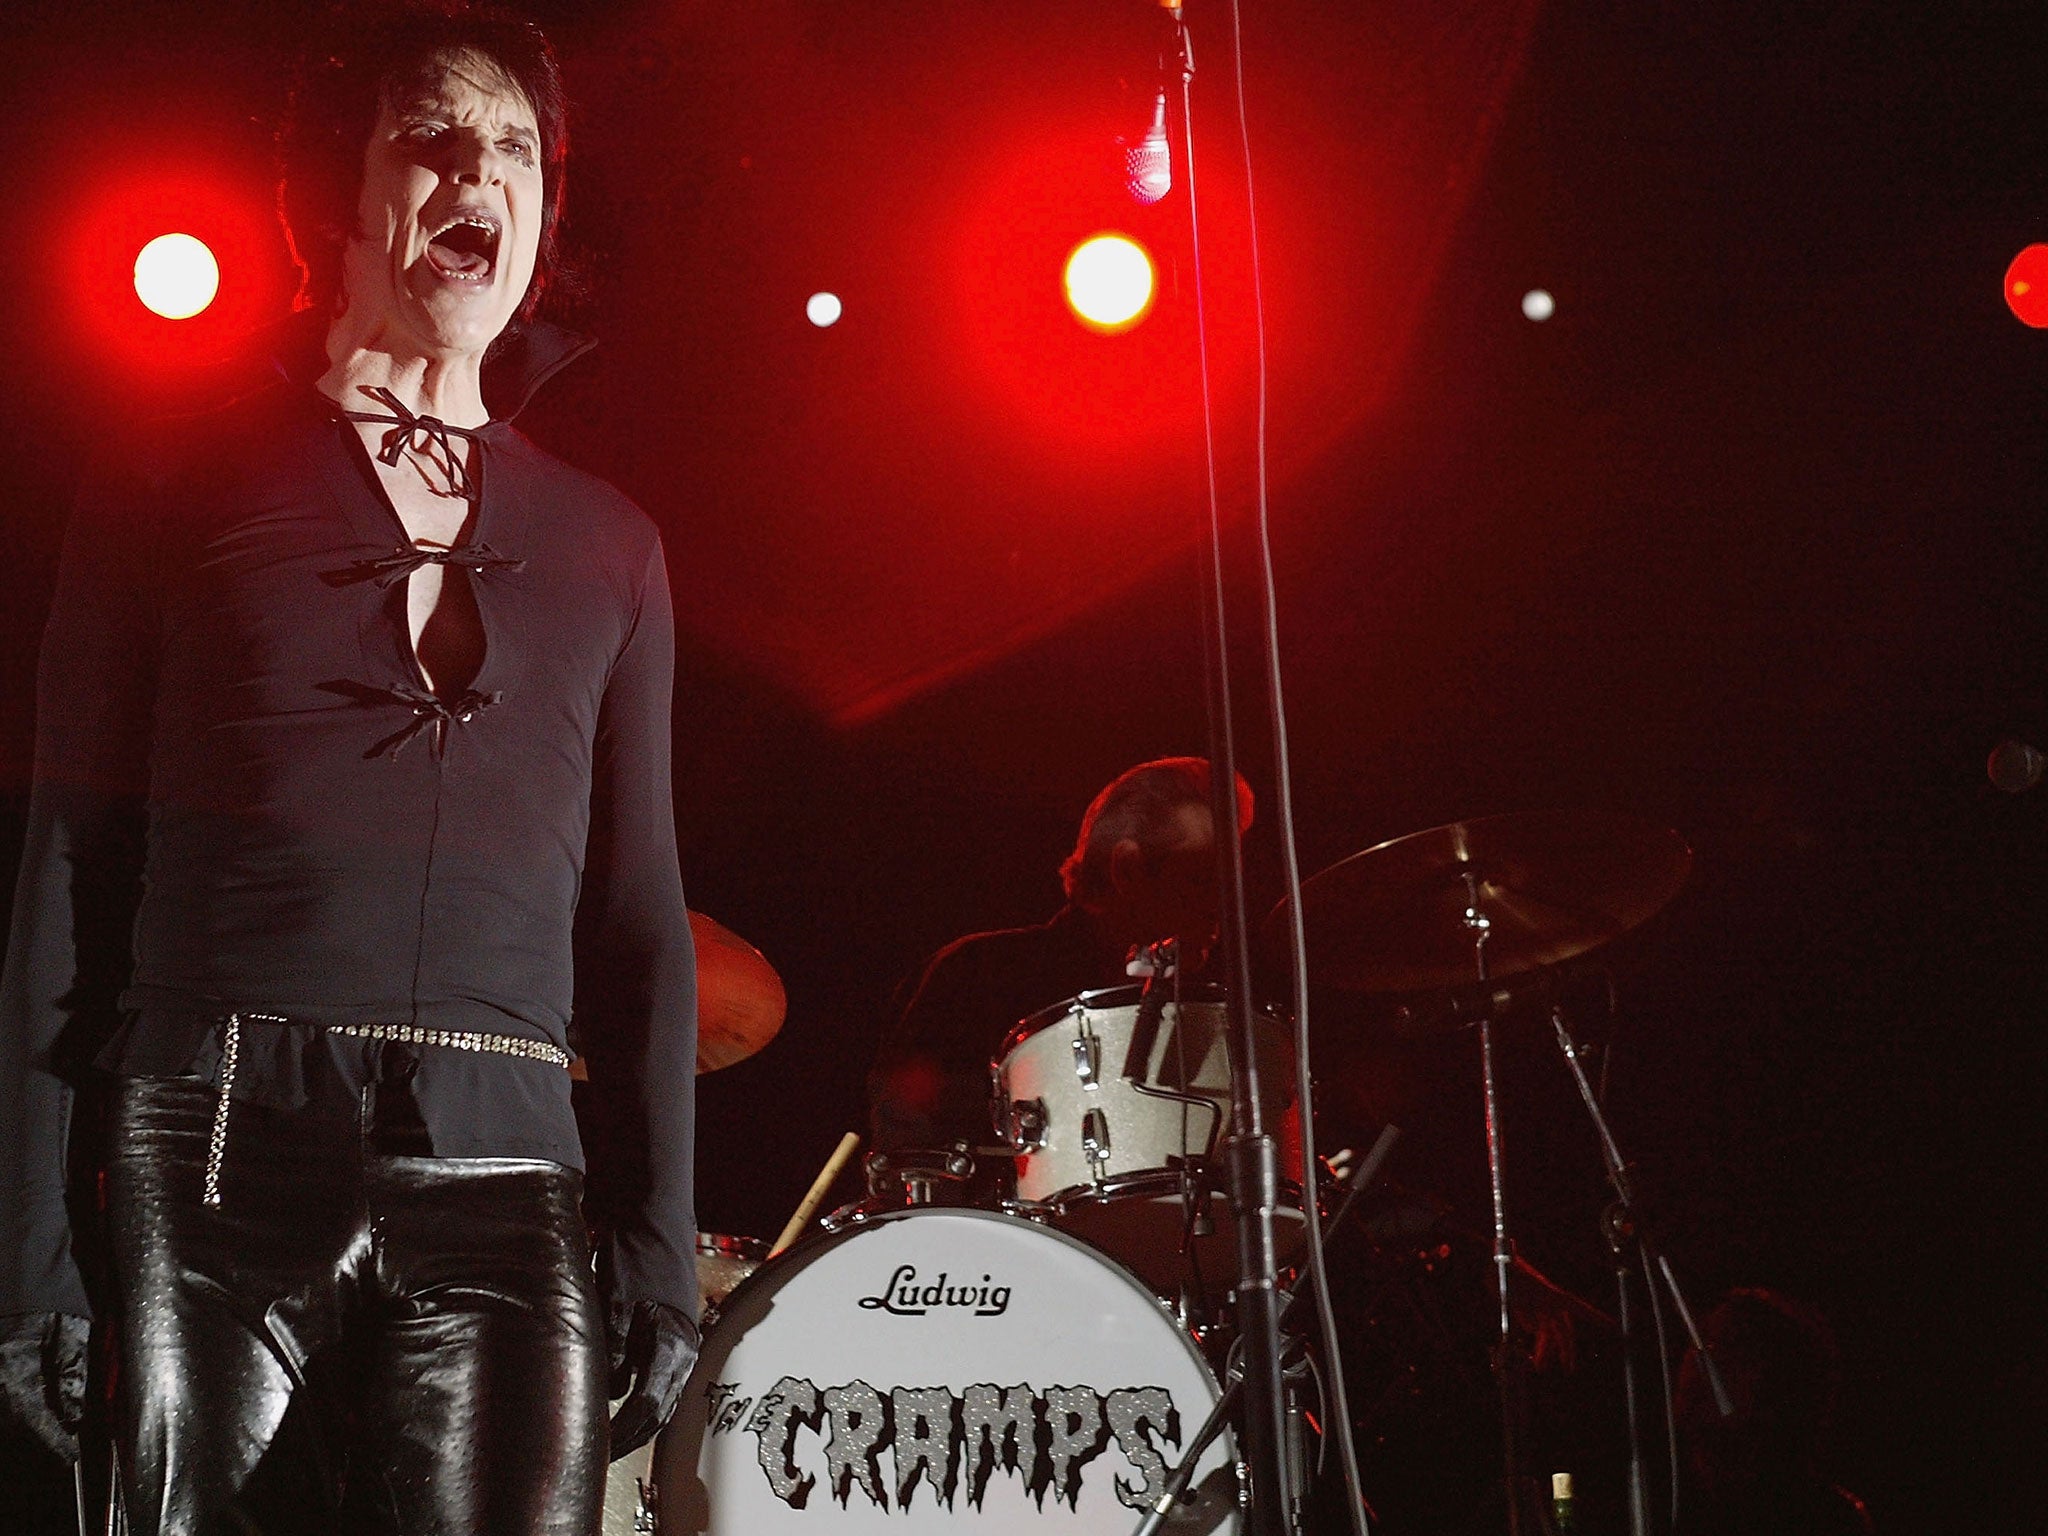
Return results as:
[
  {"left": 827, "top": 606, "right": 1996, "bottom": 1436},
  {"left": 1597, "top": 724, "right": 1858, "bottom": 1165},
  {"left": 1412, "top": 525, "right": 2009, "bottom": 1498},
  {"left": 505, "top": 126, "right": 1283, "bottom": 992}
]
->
[{"left": 1061, "top": 758, "right": 1253, "bottom": 949}]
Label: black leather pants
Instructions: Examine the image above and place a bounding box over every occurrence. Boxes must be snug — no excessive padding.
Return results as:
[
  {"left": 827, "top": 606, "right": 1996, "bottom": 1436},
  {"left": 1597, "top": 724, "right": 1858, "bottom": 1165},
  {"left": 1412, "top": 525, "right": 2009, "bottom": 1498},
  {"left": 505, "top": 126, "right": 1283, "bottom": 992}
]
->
[{"left": 103, "top": 1076, "right": 607, "bottom": 1535}]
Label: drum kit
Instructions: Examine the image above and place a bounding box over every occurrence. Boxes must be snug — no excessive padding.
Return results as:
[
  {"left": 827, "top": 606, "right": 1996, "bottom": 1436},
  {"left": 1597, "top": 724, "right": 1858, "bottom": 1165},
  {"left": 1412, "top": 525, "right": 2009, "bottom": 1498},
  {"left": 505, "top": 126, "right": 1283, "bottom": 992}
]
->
[{"left": 613, "top": 811, "right": 1700, "bottom": 1535}]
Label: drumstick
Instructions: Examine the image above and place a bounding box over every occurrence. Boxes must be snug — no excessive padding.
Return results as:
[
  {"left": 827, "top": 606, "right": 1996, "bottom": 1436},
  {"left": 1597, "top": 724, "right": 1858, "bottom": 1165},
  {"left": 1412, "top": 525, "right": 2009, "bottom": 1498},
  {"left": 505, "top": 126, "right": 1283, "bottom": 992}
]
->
[{"left": 769, "top": 1131, "right": 861, "bottom": 1257}]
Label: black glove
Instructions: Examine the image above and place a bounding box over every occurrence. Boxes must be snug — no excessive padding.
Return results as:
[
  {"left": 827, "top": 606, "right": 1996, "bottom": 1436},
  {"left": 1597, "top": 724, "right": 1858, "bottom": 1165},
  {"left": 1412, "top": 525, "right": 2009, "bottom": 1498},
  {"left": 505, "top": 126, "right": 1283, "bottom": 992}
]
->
[
  {"left": 0, "top": 1311, "right": 89, "bottom": 1463},
  {"left": 605, "top": 1298, "right": 699, "bottom": 1462}
]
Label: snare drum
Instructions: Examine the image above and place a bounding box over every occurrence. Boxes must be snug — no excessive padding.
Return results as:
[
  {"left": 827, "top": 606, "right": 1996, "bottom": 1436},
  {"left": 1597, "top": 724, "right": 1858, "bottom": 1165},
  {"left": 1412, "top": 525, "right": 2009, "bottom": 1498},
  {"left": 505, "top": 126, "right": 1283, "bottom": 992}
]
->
[
  {"left": 653, "top": 1207, "right": 1241, "bottom": 1533},
  {"left": 992, "top": 986, "right": 1304, "bottom": 1294},
  {"left": 695, "top": 1232, "right": 769, "bottom": 1312}
]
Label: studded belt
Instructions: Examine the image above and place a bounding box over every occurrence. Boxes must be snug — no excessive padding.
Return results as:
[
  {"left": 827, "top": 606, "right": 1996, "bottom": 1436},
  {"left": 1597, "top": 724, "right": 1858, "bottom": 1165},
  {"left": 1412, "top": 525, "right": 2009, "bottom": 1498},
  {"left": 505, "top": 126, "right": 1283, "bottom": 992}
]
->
[
  {"left": 202, "top": 1013, "right": 572, "bottom": 1207},
  {"left": 326, "top": 1022, "right": 573, "bottom": 1067}
]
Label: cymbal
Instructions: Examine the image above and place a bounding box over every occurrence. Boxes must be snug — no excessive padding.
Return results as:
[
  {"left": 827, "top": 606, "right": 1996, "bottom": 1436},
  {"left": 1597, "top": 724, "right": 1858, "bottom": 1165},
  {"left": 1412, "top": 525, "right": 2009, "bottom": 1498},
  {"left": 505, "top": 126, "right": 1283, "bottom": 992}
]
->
[
  {"left": 690, "top": 909, "right": 788, "bottom": 1072},
  {"left": 1274, "top": 810, "right": 1691, "bottom": 993}
]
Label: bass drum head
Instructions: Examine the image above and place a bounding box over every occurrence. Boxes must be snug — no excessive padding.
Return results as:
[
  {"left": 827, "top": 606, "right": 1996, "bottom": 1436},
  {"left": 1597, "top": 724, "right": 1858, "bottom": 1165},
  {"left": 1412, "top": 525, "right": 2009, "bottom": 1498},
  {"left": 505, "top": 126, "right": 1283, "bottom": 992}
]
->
[{"left": 653, "top": 1208, "right": 1241, "bottom": 1534}]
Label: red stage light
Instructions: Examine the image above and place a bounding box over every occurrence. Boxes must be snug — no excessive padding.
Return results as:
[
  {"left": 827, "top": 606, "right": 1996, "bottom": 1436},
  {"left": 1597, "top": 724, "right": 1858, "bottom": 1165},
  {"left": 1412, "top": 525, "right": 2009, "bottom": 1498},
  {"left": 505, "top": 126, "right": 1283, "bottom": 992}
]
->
[
  {"left": 64, "top": 163, "right": 292, "bottom": 382},
  {"left": 2004, "top": 243, "right": 2048, "bottom": 328},
  {"left": 133, "top": 232, "right": 220, "bottom": 319},
  {"left": 1064, "top": 234, "right": 1155, "bottom": 331}
]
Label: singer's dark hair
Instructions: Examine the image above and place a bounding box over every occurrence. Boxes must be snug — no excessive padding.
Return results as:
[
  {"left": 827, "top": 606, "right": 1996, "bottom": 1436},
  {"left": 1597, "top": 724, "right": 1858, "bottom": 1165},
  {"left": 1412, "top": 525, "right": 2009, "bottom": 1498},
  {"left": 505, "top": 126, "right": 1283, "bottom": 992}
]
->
[{"left": 277, "top": 0, "right": 572, "bottom": 325}]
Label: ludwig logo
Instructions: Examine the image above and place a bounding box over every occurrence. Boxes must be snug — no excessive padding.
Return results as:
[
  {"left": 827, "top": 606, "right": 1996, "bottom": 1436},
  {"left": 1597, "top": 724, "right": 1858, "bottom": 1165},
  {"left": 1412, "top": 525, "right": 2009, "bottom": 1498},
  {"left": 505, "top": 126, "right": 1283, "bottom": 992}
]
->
[{"left": 858, "top": 1263, "right": 1011, "bottom": 1318}]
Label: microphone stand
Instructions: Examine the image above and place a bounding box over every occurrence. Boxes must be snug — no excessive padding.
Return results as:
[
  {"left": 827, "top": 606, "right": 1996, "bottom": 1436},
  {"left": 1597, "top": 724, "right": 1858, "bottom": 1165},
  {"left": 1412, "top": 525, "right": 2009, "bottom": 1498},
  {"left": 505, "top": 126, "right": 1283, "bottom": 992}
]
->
[
  {"left": 1130, "top": 1126, "right": 1401, "bottom": 1536},
  {"left": 1601, "top": 1197, "right": 1655, "bottom": 1536},
  {"left": 1548, "top": 1005, "right": 1732, "bottom": 1536},
  {"left": 1162, "top": 3, "right": 1293, "bottom": 1530}
]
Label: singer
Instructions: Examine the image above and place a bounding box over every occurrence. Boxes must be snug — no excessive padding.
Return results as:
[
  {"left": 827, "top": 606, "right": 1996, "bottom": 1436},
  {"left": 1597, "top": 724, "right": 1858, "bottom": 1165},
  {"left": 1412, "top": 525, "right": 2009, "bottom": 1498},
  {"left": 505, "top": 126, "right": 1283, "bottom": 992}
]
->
[{"left": 0, "top": 4, "right": 699, "bottom": 1530}]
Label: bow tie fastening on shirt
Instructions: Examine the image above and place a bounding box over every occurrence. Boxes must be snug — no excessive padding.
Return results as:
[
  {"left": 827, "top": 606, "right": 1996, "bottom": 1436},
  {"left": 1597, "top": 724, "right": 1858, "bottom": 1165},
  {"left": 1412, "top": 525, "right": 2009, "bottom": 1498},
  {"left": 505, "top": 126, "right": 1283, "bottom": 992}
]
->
[
  {"left": 364, "top": 685, "right": 503, "bottom": 761},
  {"left": 327, "top": 396, "right": 514, "bottom": 760},
  {"left": 332, "top": 542, "right": 528, "bottom": 590},
  {"left": 343, "top": 386, "right": 483, "bottom": 501}
]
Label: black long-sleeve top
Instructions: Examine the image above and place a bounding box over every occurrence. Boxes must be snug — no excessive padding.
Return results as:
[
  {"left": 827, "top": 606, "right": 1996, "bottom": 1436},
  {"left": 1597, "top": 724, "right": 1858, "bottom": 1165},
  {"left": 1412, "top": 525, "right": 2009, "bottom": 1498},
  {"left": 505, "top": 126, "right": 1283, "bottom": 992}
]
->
[{"left": 0, "top": 322, "right": 698, "bottom": 1322}]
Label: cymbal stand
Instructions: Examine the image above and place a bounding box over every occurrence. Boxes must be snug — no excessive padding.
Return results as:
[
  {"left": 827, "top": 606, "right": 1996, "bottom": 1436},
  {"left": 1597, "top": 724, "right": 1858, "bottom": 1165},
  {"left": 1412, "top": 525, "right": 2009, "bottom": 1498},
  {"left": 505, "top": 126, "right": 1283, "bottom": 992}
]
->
[
  {"left": 1464, "top": 872, "right": 1538, "bottom": 1536},
  {"left": 1548, "top": 1005, "right": 1732, "bottom": 1536}
]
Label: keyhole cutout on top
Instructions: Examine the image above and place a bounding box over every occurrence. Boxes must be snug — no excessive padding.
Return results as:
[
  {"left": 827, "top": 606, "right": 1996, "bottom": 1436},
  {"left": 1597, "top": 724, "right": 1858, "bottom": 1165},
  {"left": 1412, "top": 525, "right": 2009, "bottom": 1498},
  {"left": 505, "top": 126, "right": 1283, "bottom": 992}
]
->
[
  {"left": 409, "top": 551, "right": 486, "bottom": 697},
  {"left": 353, "top": 422, "right": 487, "bottom": 698}
]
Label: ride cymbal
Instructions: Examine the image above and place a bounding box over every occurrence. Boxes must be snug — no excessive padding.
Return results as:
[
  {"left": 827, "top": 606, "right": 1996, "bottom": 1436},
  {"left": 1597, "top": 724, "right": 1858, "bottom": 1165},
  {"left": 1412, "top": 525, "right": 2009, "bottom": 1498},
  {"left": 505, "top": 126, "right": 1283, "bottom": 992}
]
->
[{"left": 1272, "top": 810, "right": 1691, "bottom": 993}]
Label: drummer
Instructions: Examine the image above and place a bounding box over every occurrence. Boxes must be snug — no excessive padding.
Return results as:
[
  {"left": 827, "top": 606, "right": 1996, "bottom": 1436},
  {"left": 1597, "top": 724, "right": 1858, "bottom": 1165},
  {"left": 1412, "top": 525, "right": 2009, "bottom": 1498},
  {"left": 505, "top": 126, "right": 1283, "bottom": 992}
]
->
[
  {"left": 869, "top": 756, "right": 1252, "bottom": 1153},
  {"left": 867, "top": 758, "right": 1594, "bottom": 1358}
]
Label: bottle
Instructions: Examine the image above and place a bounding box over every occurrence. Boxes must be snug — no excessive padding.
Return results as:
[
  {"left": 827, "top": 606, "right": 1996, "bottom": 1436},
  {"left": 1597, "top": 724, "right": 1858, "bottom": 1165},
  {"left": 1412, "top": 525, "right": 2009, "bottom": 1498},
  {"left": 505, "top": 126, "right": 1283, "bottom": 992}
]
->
[{"left": 1550, "top": 1471, "right": 1577, "bottom": 1533}]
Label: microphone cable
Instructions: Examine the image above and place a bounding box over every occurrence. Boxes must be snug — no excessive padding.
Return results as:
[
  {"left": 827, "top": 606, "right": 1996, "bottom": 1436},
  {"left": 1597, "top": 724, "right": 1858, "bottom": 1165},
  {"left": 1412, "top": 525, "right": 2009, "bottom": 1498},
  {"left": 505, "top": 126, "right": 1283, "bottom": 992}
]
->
[
  {"left": 1175, "top": 2, "right": 1375, "bottom": 1530},
  {"left": 1226, "top": 0, "right": 1376, "bottom": 1507}
]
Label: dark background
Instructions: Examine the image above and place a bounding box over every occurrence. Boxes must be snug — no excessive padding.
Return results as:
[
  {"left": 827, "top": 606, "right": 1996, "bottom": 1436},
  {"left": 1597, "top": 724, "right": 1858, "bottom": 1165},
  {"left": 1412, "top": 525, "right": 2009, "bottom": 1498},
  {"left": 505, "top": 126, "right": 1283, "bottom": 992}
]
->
[{"left": 3, "top": 1, "right": 2044, "bottom": 1531}]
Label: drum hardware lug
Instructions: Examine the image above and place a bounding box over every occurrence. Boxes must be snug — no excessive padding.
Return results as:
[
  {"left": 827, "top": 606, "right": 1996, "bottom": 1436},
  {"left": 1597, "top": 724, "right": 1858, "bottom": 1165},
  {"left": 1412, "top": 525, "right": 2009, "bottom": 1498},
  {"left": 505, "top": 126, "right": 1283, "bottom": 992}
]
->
[
  {"left": 1082, "top": 1107, "right": 1112, "bottom": 1169},
  {"left": 1009, "top": 1096, "right": 1048, "bottom": 1151},
  {"left": 820, "top": 1196, "right": 869, "bottom": 1231},
  {"left": 989, "top": 1061, "right": 1012, "bottom": 1143},
  {"left": 1071, "top": 1015, "right": 1102, "bottom": 1088},
  {"left": 865, "top": 1150, "right": 897, "bottom": 1199}
]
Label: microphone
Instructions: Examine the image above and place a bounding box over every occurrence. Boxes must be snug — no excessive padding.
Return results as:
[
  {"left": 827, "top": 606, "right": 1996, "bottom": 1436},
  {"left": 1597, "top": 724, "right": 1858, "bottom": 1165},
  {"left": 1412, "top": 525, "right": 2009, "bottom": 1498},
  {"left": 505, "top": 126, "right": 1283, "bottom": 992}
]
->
[
  {"left": 1123, "top": 88, "right": 1172, "bottom": 204},
  {"left": 1121, "top": 938, "right": 1178, "bottom": 1080},
  {"left": 1988, "top": 739, "right": 2045, "bottom": 794}
]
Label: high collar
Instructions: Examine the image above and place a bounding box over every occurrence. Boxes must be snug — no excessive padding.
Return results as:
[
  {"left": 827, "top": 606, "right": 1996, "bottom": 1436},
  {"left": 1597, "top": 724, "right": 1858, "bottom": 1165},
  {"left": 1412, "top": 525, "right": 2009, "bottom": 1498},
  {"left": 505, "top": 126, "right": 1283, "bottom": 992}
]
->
[{"left": 270, "top": 309, "right": 597, "bottom": 426}]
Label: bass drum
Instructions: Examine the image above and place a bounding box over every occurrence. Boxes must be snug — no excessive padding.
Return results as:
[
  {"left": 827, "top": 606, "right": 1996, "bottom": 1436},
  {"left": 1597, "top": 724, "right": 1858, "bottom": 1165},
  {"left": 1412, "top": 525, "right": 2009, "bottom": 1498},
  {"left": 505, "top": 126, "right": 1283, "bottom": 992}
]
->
[{"left": 652, "top": 1208, "right": 1242, "bottom": 1534}]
